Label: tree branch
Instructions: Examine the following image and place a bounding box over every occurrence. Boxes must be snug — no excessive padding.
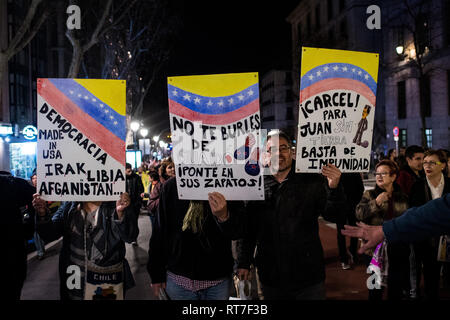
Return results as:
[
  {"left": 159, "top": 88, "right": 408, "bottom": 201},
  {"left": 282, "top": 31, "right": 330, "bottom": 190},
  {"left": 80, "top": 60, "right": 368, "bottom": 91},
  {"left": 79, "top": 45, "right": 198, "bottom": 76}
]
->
[{"left": 6, "top": 0, "right": 44, "bottom": 54}]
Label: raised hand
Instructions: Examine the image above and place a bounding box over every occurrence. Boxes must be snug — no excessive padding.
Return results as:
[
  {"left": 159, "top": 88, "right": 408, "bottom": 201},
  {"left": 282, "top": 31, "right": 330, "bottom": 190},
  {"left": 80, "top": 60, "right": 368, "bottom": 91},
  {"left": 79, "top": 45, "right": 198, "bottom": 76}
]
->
[
  {"left": 321, "top": 164, "right": 342, "bottom": 189},
  {"left": 341, "top": 222, "right": 385, "bottom": 254},
  {"left": 116, "top": 192, "right": 131, "bottom": 219},
  {"left": 208, "top": 192, "right": 228, "bottom": 222}
]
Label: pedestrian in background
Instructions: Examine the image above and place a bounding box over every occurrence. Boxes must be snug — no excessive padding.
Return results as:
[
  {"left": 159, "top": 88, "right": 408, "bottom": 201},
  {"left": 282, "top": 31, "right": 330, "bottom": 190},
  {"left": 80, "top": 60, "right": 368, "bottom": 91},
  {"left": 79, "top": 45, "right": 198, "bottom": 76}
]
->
[
  {"left": 125, "top": 163, "right": 144, "bottom": 246},
  {"left": 396, "top": 145, "right": 425, "bottom": 195},
  {"left": 355, "top": 159, "right": 410, "bottom": 300},
  {"left": 147, "top": 170, "right": 162, "bottom": 228},
  {"left": 409, "top": 149, "right": 450, "bottom": 300}
]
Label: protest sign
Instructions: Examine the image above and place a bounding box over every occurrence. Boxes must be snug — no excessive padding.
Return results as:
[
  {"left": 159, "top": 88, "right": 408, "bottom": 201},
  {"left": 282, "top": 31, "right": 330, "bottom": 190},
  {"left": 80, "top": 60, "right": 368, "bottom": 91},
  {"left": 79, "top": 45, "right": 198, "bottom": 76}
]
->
[
  {"left": 168, "top": 73, "right": 264, "bottom": 200},
  {"left": 36, "top": 78, "right": 126, "bottom": 201},
  {"left": 295, "top": 47, "right": 379, "bottom": 173}
]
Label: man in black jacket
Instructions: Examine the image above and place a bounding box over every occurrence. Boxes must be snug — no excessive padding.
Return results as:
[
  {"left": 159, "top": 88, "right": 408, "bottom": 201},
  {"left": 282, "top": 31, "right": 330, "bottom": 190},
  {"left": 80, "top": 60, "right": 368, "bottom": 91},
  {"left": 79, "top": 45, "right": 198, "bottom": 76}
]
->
[
  {"left": 125, "top": 163, "right": 144, "bottom": 245},
  {"left": 1, "top": 171, "right": 35, "bottom": 299},
  {"left": 236, "top": 131, "right": 346, "bottom": 300}
]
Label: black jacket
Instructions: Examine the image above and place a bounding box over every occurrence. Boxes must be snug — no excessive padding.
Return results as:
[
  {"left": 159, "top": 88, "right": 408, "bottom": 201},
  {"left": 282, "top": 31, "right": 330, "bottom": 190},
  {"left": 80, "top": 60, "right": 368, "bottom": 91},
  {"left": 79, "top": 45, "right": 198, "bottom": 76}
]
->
[
  {"left": 236, "top": 164, "right": 346, "bottom": 290},
  {"left": 409, "top": 175, "right": 450, "bottom": 248},
  {"left": 147, "top": 177, "right": 245, "bottom": 283},
  {"left": 126, "top": 172, "right": 144, "bottom": 211},
  {"left": 1, "top": 172, "right": 35, "bottom": 299}
]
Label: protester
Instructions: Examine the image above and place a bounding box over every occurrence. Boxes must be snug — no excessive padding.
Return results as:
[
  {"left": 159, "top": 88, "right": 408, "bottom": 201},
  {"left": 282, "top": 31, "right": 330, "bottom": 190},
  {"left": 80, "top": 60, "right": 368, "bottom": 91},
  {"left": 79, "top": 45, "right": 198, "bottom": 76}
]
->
[
  {"left": 147, "top": 177, "right": 245, "bottom": 300},
  {"left": 1, "top": 171, "right": 35, "bottom": 300},
  {"left": 355, "top": 159, "right": 410, "bottom": 300},
  {"left": 125, "top": 163, "right": 144, "bottom": 246},
  {"left": 336, "top": 173, "right": 364, "bottom": 270},
  {"left": 138, "top": 165, "right": 151, "bottom": 206},
  {"left": 387, "top": 149, "right": 397, "bottom": 162},
  {"left": 396, "top": 145, "right": 425, "bottom": 194},
  {"left": 409, "top": 149, "right": 450, "bottom": 300},
  {"left": 158, "top": 159, "right": 175, "bottom": 184},
  {"left": 28, "top": 171, "right": 45, "bottom": 260},
  {"left": 146, "top": 171, "right": 162, "bottom": 228},
  {"left": 342, "top": 193, "right": 450, "bottom": 253},
  {"left": 236, "top": 130, "right": 345, "bottom": 300},
  {"left": 33, "top": 193, "right": 136, "bottom": 300}
]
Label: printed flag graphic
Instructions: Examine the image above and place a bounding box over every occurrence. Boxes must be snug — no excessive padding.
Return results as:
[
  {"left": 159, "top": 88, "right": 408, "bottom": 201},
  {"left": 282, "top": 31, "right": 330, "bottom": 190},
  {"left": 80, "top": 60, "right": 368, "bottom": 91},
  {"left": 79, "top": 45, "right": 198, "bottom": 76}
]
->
[
  {"left": 168, "top": 73, "right": 264, "bottom": 201},
  {"left": 295, "top": 47, "right": 379, "bottom": 173},
  {"left": 37, "top": 79, "right": 126, "bottom": 201}
]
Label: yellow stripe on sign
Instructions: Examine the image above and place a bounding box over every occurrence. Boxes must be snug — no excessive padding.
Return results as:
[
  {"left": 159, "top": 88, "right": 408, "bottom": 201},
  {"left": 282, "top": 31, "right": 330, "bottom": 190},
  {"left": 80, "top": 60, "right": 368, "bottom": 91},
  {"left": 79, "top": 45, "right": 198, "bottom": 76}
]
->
[
  {"left": 300, "top": 47, "right": 379, "bottom": 83},
  {"left": 168, "top": 73, "right": 258, "bottom": 97},
  {"left": 74, "top": 79, "right": 126, "bottom": 115}
]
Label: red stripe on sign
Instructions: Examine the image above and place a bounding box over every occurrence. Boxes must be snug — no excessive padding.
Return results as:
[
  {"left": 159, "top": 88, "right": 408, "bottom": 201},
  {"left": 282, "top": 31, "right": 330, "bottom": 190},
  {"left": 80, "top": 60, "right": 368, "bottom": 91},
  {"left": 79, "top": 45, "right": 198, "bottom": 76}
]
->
[
  {"left": 299, "top": 78, "right": 376, "bottom": 106},
  {"left": 37, "top": 79, "right": 125, "bottom": 166},
  {"left": 168, "top": 98, "right": 260, "bottom": 125}
]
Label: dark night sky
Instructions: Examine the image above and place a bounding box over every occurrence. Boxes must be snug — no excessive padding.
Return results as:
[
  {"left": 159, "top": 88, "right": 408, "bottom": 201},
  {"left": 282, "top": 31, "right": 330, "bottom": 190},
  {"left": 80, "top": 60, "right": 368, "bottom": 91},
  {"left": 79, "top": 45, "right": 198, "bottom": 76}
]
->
[{"left": 143, "top": 1, "right": 300, "bottom": 135}]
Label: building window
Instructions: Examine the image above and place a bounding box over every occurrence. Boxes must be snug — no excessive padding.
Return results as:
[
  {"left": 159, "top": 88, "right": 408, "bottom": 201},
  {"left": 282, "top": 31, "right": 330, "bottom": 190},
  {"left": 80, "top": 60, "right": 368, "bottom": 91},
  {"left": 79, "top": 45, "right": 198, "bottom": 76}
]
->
[
  {"left": 400, "top": 129, "right": 407, "bottom": 148},
  {"left": 315, "top": 5, "right": 321, "bottom": 30},
  {"left": 286, "top": 107, "right": 294, "bottom": 120},
  {"left": 397, "top": 81, "right": 406, "bottom": 119},
  {"left": 327, "top": 0, "right": 333, "bottom": 21},
  {"left": 425, "top": 128, "right": 432, "bottom": 148},
  {"left": 422, "top": 75, "right": 431, "bottom": 117},
  {"left": 416, "top": 13, "right": 430, "bottom": 55}
]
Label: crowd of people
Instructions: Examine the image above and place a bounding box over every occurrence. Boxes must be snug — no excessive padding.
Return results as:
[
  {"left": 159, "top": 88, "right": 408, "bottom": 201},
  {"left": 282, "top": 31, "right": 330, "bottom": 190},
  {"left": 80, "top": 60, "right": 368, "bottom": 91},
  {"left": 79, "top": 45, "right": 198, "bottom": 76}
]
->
[{"left": 5, "top": 134, "right": 450, "bottom": 301}]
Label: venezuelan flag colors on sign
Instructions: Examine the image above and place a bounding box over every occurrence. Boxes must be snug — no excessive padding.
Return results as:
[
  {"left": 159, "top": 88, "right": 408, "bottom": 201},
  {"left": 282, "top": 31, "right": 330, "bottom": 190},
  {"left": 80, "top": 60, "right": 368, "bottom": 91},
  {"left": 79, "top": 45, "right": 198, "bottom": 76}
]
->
[
  {"left": 167, "top": 73, "right": 259, "bottom": 125},
  {"left": 167, "top": 73, "right": 264, "bottom": 201},
  {"left": 37, "top": 79, "right": 126, "bottom": 201},
  {"left": 296, "top": 47, "right": 379, "bottom": 173}
]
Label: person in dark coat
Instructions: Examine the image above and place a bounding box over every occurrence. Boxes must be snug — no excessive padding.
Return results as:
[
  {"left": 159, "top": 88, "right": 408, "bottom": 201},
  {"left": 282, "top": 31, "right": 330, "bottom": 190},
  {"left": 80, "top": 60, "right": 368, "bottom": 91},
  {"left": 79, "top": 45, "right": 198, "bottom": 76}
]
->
[
  {"left": 409, "top": 149, "right": 450, "bottom": 300},
  {"left": 147, "top": 177, "right": 245, "bottom": 300},
  {"left": 125, "top": 163, "right": 144, "bottom": 245},
  {"left": 336, "top": 173, "right": 364, "bottom": 269},
  {"left": 236, "top": 130, "right": 345, "bottom": 300},
  {"left": 1, "top": 171, "right": 35, "bottom": 300}
]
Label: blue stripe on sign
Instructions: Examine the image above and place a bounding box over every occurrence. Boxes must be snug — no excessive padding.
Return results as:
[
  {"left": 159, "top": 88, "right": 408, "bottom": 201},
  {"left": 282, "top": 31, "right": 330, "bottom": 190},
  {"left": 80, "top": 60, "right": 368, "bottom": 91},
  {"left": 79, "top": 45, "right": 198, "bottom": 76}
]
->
[
  {"left": 49, "top": 79, "right": 126, "bottom": 141},
  {"left": 167, "top": 83, "right": 259, "bottom": 115}
]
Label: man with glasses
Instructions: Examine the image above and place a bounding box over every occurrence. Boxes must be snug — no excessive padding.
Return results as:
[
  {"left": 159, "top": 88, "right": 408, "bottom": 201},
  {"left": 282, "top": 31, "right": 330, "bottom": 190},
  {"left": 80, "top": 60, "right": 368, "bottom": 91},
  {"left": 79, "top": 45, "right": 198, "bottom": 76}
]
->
[{"left": 236, "top": 130, "right": 345, "bottom": 300}]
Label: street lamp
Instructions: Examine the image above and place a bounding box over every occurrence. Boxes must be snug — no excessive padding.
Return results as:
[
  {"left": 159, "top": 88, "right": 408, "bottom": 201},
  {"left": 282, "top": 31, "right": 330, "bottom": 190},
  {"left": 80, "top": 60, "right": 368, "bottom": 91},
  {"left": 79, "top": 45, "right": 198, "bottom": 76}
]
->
[
  {"left": 130, "top": 121, "right": 140, "bottom": 150},
  {"left": 140, "top": 128, "right": 148, "bottom": 138},
  {"left": 395, "top": 45, "right": 404, "bottom": 55},
  {"left": 153, "top": 135, "right": 160, "bottom": 143}
]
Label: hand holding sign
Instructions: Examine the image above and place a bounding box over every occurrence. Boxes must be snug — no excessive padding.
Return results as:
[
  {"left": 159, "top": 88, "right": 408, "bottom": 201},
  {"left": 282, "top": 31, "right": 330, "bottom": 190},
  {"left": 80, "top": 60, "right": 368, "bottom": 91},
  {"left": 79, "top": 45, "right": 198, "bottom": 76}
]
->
[
  {"left": 116, "top": 192, "right": 130, "bottom": 219},
  {"left": 321, "top": 163, "right": 342, "bottom": 189},
  {"left": 208, "top": 192, "right": 228, "bottom": 222},
  {"left": 32, "top": 193, "right": 47, "bottom": 216}
]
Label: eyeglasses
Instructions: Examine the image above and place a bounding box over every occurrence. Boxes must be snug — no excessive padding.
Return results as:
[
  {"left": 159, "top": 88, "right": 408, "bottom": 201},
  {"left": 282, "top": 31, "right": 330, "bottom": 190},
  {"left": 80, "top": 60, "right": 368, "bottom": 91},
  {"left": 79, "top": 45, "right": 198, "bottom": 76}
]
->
[
  {"left": 423, "top": 161, "right": 442, "bottom": 167},
  {"left": 266, "top": 145, "right": 291, "bottom": 154},
  {"left": 375, "top": 172, "right": 391, "bottom": 177}
]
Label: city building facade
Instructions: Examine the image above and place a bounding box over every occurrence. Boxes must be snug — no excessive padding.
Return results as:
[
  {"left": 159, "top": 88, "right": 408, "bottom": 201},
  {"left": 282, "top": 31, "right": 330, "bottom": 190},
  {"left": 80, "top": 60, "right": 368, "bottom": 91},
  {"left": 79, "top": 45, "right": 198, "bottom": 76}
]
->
[
  {"left": 383, "top": 0, "right": 450, "bottom": 150},
  {"left": 0, "top": 0, "right": 69, "bottom": 178}
]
